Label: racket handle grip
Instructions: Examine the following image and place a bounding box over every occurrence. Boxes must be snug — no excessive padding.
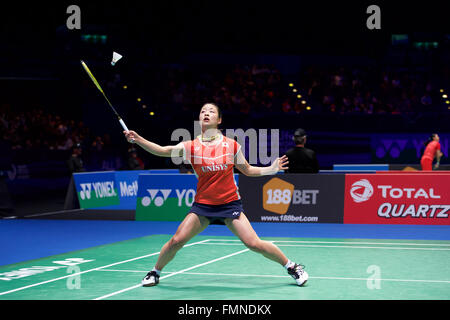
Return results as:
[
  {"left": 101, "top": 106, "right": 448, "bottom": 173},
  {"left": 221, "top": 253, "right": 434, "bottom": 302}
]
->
[{"left": 119, "top": 118, "right": 135, "bottom": 143}]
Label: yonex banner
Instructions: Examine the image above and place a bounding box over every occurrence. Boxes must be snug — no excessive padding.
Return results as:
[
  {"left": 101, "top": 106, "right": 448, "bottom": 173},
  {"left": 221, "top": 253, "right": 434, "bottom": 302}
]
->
[
  {"left": 134, "top": 174, "right": 240, "bottom": 221},
  {"left": 72, "top": 170, "right": 148, "bottom": 209},
  {"left": 344, "top": 174, "right": 450, "bottom": 225},
  {"left": 239, "top": 174, "right": 345, "bottom": 223},
  {"left": 72, "top": 171, "right": 120, "bottom": 208}
]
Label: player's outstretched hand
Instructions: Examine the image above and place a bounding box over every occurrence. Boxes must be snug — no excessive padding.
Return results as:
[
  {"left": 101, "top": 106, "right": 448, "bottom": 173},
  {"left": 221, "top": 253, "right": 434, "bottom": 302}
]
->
[
  {"left": 123, "top": 130, "right": 140, "bottom": 144},
  {"left": 274, "top": 155, "right": 289, "bottom": 172}
]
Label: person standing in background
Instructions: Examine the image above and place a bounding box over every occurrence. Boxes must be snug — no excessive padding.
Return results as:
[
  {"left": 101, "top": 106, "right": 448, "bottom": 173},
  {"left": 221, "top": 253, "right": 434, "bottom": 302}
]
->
[
  {"left": 127, "top": 147, "right": 145, "bottom": 170},
  {"left": 421, "top": 133, "right": 443, "bottom": 171},
  {"left": 67, "top": 143, "right": 86, "bottom": 173},
  {"left": 284, "top": 128, "right": 319, "bottom": 173}
]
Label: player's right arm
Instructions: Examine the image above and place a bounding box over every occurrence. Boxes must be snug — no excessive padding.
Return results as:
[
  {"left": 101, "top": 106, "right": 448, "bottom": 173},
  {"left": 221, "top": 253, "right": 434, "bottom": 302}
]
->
[
  {"left": 123, "top": 130, "right": 183, "bottom": 158},
  {"left": 434, "top": 149, "right": 443, "bottom": 168}
]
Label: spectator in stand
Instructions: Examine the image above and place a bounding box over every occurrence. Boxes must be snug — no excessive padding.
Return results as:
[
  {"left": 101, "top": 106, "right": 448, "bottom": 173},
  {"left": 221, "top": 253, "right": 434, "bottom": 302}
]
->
[
  {"left": 67, "top": 143, "right": 86, "bottom": 173},
  {"left": 127, "top": 147, "right": 145, "bottom": 170},
  {"left": 284, "top": 128, "right": 319, "bottom": 174}
]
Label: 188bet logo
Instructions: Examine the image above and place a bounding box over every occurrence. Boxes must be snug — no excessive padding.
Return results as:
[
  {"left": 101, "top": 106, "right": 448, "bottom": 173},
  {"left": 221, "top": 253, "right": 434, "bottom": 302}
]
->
[
  {"left": 263, "top": 177, "right": 320, "bottom": 215},
  {"left": 263, "top": 178, "right": 294, "bottom": 214}
]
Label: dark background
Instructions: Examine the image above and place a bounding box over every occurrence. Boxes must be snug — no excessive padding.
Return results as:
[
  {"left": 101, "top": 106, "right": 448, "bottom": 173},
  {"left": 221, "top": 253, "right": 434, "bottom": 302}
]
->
[{"left": 0, "top": 1, "right": 448, "bottom": 216}]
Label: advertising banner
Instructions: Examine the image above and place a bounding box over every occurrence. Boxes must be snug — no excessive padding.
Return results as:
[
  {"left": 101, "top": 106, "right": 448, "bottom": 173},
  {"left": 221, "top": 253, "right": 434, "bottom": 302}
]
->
[
  {"left": 239, "top": 174, "right": 345, "bottom": 223},
  {"left": 344, "top": 174, "right": 450, "bottom": 225},
  {"left": 135, "top": 174, "right": 239, "bottom": 221},
  {"left": 111, "top": 170, "right": 148, "bottom": 209},
  {"left": 72, "top": 170, "right": 148, "bottom": 209},
  {"left": 371, "top": 133, "right": 449, "bottom": 164},
  {"left": 72, "top": 171, "right": 120, "bottom": 209}
]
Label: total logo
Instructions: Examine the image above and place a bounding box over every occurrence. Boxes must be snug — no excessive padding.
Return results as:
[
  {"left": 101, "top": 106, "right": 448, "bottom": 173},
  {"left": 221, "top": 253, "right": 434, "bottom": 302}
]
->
[
  {"left": 350, "top": 179, "right": 442, "bottom": 203},
  {"left": 348, "top": 178, "right": 448, "bottom": 219},
  {"left": 350, "top": 179, "right": 374, "bottom": 203},
  {"left": 141, "top": 189, "right": 196, "bottom": 207},
  {"left": 79, "top": 181, "right": 116, "bottom": 200}
]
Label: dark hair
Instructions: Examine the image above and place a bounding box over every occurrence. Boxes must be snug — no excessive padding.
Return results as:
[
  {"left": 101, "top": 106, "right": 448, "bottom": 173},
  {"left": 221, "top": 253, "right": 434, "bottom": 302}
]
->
[
  {"left": 294, "top": 136, "right": 306, "bottom": 145},
  {"left": 293, "top": 128, "right": 306, "bottom": 145},
  {"left": 424, "top": 133, "right": 438, "bottom": 147}
]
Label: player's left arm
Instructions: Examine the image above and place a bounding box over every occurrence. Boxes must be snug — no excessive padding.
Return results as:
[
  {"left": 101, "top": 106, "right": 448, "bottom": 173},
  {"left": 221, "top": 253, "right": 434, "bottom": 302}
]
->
[
  {"left": 434, "top": 144, "right": 443, "bottom": 169},
  {"left": 234, "top": 148, "right": 289, "bottom": 176}
]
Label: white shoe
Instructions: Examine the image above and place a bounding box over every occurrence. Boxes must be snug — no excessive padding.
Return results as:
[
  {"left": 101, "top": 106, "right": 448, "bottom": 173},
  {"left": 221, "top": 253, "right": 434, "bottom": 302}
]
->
[
  {"left": 287, "top": 263, "right": 308, "bottom": 286},
  {"left": 142, "top": 271, "right": 160, "bottom": 287}
]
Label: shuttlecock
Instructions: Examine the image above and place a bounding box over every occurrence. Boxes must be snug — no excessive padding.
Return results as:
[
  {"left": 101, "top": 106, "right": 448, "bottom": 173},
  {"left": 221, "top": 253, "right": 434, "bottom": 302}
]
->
[{"left": 111, "top": 51, "right": 123, "bottom": 66}]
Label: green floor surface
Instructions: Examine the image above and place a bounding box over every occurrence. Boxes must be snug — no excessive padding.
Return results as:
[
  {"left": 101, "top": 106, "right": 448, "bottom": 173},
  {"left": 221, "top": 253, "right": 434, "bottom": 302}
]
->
[{"left": 1, "top": 235, "right": 449, "bottom": 300}]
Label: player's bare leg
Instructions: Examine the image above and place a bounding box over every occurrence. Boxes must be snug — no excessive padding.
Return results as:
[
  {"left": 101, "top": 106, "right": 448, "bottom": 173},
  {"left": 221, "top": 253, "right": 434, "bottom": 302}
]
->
[
  {"left": 155, "top": 213, "right": 209, "bottom": 270},
  {"left": 142, "top": 213, "right": 209, "bottom": 286},
  {"left": 224, "top": 212, "right": 288, "bottom": 265},
  {"left": 224, "top": 212, "right": 308, "bottom": 286}
]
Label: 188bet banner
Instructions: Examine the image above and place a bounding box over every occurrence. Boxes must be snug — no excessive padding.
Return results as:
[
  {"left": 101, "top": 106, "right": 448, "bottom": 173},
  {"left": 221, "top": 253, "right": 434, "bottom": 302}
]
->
[
  {"left": 134, "top": 174, "right": 240, "bottom": 221},
  {"left": 239, "top": 174, "right": 345, "bottom": 223}
]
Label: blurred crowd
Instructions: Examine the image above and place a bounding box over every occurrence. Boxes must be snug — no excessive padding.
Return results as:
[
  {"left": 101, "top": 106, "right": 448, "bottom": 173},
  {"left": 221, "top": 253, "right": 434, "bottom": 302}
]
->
[
  {"left": 296, "top": 65, "right": 440, "bottom": 114},
  {"left": 153, "top": 64, "right": 284, "bottom": 115},
  {"left": 146, "top": 63, "right": 443, "bottom": 116},
  {"left": 0, "top": 104, "right": 120, "bottom": 168},
  {"left": 0, "top": 104, "right": 88, "bottom": 151},
  {"left": 1, "top": 63, "right": 445, "bottom": 166},
  {"left": 0, "top": 102, "right": 149, "bottom": 172}
]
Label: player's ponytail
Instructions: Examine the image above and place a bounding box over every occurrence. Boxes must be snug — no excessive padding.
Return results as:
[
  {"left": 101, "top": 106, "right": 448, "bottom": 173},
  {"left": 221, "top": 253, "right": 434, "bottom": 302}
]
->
[{"left": 424, "top": 133, "right": 437, "bottom": 147}]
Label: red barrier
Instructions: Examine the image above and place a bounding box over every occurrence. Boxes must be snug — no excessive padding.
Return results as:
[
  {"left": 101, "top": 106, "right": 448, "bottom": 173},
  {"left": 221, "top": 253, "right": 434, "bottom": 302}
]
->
[
  {"left": 376, "top": 171, "right": 450, "bottom": 174},
  {"left": 344, "top": 174, "right": 450, "bottom": 225}
]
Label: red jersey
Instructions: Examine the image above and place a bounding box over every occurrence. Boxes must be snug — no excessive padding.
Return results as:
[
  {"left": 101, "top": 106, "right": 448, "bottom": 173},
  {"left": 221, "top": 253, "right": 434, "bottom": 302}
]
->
[
  {"left": 422, "top": 141, "right": 441, "bottom": 160},
  {"left": 182, "top": 135, "right": 241, "bottom": 205}
]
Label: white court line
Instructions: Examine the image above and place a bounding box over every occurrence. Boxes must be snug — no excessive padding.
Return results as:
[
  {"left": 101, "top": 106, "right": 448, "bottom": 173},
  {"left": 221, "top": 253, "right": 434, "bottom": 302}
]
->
[
  {"left": 0, "top": 239, "right": 210, "bottom": 297},
  {"left": 206, "top": 239, "right": 450, "bottom": 247},
  {"left": 197, "top": 243, "right": 450, "bottom": 251},
  {"left": 96, "top": 269, "right": 450, "bottom": 284},
  {"left": 93, "top": 248, "right": 250, "bottom": 300}
]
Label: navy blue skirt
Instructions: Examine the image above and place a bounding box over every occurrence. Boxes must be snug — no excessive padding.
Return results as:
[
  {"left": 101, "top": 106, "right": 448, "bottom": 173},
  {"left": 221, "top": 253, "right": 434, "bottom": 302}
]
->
[{"left": 189, "top": 200, "right": 243, "bottom": 225}]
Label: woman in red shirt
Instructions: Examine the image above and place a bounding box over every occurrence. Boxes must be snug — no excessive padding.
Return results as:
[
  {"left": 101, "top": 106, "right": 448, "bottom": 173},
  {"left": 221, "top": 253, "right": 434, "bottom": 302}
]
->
[
  {"left": 420, "top": 133, "right": 443, "bottom": 171},
  {"left": 123, "top": 103, "right": 308, "bottom": 287}
]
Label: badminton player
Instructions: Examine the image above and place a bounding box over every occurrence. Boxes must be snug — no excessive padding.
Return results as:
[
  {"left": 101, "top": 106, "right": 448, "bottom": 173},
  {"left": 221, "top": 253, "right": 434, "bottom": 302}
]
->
[
  {"left": 420, "top": 133, "right": 443, "bottom": 171},
  {"left": 123, "top": 103, "right": 308, "bottom": 287}
]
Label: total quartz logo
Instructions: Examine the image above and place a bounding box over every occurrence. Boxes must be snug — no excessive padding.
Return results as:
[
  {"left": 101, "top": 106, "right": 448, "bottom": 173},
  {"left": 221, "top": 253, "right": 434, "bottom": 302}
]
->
[
  {"left": 350, "top": 179, "right": 374, "bottom": 203},
  {"left": 344, "top": 175, "right": 450, "bottom": 224}
]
